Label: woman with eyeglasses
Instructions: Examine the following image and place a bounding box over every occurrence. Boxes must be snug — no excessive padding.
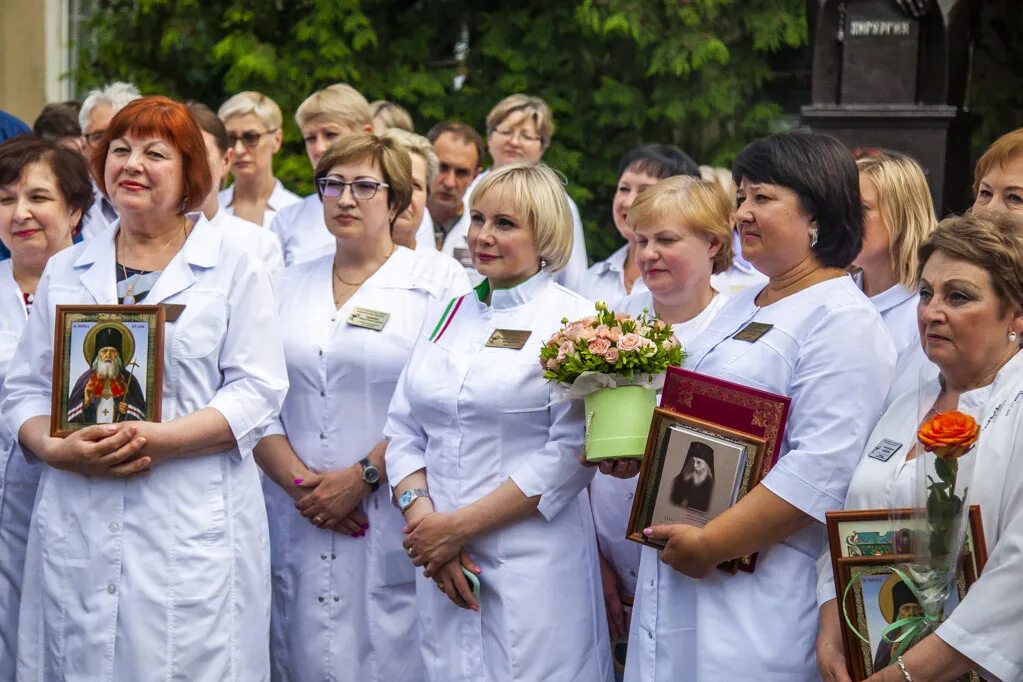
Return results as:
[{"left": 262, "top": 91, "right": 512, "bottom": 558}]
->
[
  {"left": 217, "top": 91, "right": 300, "bottom": 229},
  {"left": 440, "top": 94, "right": 589, "bottom": 290},
  {"left": 254, "top": 132, "right": 468, "bottom": 681}
]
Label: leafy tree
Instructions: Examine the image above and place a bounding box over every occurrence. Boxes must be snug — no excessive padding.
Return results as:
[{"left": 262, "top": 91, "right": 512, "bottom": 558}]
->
[{"left": 74, "top": 0, "right": 807, "bottom": 261}]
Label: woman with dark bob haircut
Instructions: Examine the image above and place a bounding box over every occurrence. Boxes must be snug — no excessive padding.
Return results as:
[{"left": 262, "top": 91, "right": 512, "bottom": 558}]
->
[
  {"left": 0, "top": 136, "right": 92, "bottom": 678},
  {"left": 2, "top": 96, "right": 289, "bottom": 679},
  {"left": 607, "top": 131, "right": 898, "bottom": 681}
]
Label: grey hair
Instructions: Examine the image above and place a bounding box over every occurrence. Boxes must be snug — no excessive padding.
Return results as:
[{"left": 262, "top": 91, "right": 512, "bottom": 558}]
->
[{"left": 79, "top": 82, "right": 142, "bottom": 129}]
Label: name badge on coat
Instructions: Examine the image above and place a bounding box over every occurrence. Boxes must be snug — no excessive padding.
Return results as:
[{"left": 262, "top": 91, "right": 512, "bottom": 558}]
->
[
  {"left": 733, "top": 321, "right": 773, "bottom": 343},
  {"left": 867, "top": 438, "right": 902, "bottom": 462},
  {"left": 347, "top": 307, "right": 390, "bottom": 331},
  {"left": 485, "top": 329, "right": 531, "bottom": 349}
]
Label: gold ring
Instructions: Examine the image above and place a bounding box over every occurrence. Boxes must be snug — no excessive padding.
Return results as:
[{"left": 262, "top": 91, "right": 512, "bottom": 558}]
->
[{"left": 406, "top": 547, "right": 413, "bottom": 556}]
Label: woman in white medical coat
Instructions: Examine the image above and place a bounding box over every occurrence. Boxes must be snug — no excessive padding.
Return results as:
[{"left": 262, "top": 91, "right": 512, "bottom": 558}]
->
[
  {"left": 0, "top": 136, "right": 92, "bottom": 678},
  {"left": 578, "top": 144, "right": 700, "bottom": 306},
  {"left": 612, "top": 132, "right": 896, "bottom": 682},
  {"left": 853, "top": 150, "right": 937, "bottom": 405},
  {"left": 591, "top": 176, "right": 733, "bottom": 660},
  {"left": 386, "top": 163, "right": 613, "bottom": 681},
  {"left": 817, "top": 213, "right": 1023, "bottom": 682},
  {"left": 254, "top": 132, "right": 468, "bottom": 681},
  {"left": 2, "top": 96, "right": 288, "bottom": 681}
]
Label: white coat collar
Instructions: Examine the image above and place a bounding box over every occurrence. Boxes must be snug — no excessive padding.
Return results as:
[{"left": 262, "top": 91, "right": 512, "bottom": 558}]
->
[
  {"left": 868, "top": 281, "right": 916, "bottom": 314},
  {"left": 74, "top": 212, "right": 218, "bottom": 304},
  {"left": 475, "top": 271, "right": 552, "bottom": 310},
  {"left": 0, "top": 260, "right": 27, "bottom": 319},
  {"left": 221, "top": 179, "right": 291, "bottom": 211},
  {"left": 594, "top": 244, "right": 630, "bottom": 275}
]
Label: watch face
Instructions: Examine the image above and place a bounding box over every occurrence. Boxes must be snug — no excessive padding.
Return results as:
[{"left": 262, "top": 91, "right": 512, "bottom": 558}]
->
[
  {"left": 399, "top": 490, "right": 414, "bottom": 508},
  {"left": 364, "top": 466, "right": 380, "bottom": 484}
]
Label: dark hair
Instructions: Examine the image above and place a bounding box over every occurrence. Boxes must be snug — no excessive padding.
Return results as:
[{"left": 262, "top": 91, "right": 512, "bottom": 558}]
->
[
  {"left": 91, "top": 96, "right": 212, "bottom": 214},
  {"left": 0, "top": 136, "right": 94, "bottom": 226},
  {"left": 33, "top": 101, "right": 82, "bottom": 140},
  {"left": 732, "top": 131, "right": 863, "bottom": 268},
  {"left": 426, "top": 121, "right": 484, "bottom": 170},
  {"left": 185, "top": 101, "right": 230, "bottom": 155},
  {"left": 616, "top": 144, "right": 700, "bottom": 181}
]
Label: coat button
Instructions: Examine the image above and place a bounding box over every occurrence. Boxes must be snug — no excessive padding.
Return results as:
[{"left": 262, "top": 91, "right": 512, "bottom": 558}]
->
[
  {"left": 109, "top": 522, "right": 119, "bottom": 532},
  {"left": 333, "top": 596, "right": 340, "bottom": 602},
  {"left": 331, "top": 553, "right": 336, "bottom": 560},
  {"left": 318, "top": 596, "right": 325, "bottom": 602},
  {"left": 319, "top": 433, "right": 326, "bottom": 440},
  {"left": 318, "top": 349, "right": 324, "bottom": 356},
  {"left": 627, "top": 493, "right": 634, "bottom": 500},
  {"left": 321, "top": 553, "right": 327, "bottom": 560},
  {"left": 107, "top": 583, "right": 117, "bottom": 594},
  {"left": 320, "top": 391, "right": 326, "bottom": 397}
]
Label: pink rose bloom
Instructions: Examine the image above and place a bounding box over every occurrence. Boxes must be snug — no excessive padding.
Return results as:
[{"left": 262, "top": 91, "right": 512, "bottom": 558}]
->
[
  {"left": 580, "top": 316, "right": 598, "bottom": 326},
  {"left": 605, "top": 346, "right": 619, "bottom": 363},
  {"left": 608, "top": 326, "right": 622, "bottom": 342},
  {"left": 615, "top": 312, "right": 631, "bottom": 322},
  {"left": 558, "top": 341, "right": 575, "bottom": 356},
  {"left": 588, "top": 338, "right": 611, "bottom": 355},
  {"left": 578, "top": 327, "right": 598, "bottom": 341},
  {"left": 618, "top": 333, "right": 642, "bottom": 351},
  {"left": 563, "top": 325, "right": 582, "bottom": 342},
  {"left": 546, "top": 358, "right": 560, "bottom": 370},
  {"left": 596, "top": 324, "right": 611, "bottom": 339}
]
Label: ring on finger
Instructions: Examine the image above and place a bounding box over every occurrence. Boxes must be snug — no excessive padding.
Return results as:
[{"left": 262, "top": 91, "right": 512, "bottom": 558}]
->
[
  {"left": 314, "top": 515, "right": 325, "bottom": 523},
  {"left": 406, "top": 547, "right": 413, "bottom": 556}
]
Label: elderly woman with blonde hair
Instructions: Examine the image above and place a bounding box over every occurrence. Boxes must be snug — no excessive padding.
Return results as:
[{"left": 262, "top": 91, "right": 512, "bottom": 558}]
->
[
  {"left": 386, "top": 163, "right": 613, "bottom": 680},
  {"left": 217, "top": 90, "right": 300, "bottom": 228},
  {"left": 854, "top": 150, "right": 938, "bottom": 404}
]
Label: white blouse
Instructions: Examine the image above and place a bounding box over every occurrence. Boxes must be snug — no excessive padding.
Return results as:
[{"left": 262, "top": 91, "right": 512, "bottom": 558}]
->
[
  {"left": 218, "top": 178, "right": 301, "bottom": 230},
  {"left": 577, "top": 243, "right": 648, "bottom": 307},
  {"left": 268, "top": 193, "right": 335, "bottom": 267}
]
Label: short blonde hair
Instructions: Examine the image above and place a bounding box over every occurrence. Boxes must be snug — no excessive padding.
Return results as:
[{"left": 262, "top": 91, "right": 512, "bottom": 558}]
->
[
  {"left": 295, "top": 83, "right": 372, "bottom": 130},
  {"left": 627, "top": 176, "right": 735, "bottom": 275},
  {"left": 857, "top": 152, "right": 937, "bottom": 289},
  {"left": 217, "top": 91, "right": 283, "bottom": 130},
  {"left": 370, "top": 100, "right": 414, "bottom": 132},
  {"left": 384, "top": 128, "right": 439, "bottom": 187},
  {"left": 469, "top": 163, "right": 573, "bottom": 272},
  {"left": 486, "top": 94, "right": 554, "bottom": 150},
  {"left": 973, "top": 128, "right": 1023, "bottom": 197},
  {"left": 314, "top": 132, "right": 412, "bottom": 218},
  {"left": 699, "top": 165, "right": 737, "bottom": 202}
]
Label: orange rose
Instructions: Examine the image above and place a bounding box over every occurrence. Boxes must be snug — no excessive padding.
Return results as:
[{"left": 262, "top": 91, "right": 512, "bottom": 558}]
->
[{"left": 917, "top": 411, "right": 979, "bottom": 459}]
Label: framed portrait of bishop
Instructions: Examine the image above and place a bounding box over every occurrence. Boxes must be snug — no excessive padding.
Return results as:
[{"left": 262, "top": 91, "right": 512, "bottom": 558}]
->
[{"left": 50, "top": 305, "right": 164, "bottom": 437}]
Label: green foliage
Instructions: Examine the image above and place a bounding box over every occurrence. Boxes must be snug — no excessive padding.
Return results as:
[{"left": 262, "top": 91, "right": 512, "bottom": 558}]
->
[{"left": 74, "top": 0, "right": 807, "bottom": 261}]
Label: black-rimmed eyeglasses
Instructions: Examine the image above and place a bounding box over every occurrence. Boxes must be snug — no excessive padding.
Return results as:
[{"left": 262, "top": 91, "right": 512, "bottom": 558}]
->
[{"left": 317, "top": 177, "right": 389, "bottom": 200}]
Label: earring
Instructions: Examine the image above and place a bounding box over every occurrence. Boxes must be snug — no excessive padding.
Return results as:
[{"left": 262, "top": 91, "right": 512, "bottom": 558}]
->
[
  {"left": 809, "top": 225, "right": 819, "bottom": 248},
  {"left": 1010, "top": 331, "right": 1018, "bottom": 343},
  {"left": 539, "top": 257, "right": 548, "bottom": 270}
]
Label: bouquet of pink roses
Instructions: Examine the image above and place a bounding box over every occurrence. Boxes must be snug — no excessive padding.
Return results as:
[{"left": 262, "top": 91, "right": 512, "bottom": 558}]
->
[{"left": 540, "top": 301, "right": 683, "bottom": 460}]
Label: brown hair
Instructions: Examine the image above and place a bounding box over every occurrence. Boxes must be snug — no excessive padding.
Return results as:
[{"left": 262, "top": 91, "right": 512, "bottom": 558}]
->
[
  {"left": 0, "top": 136, "right": 94, "bottom": 227},
  {"left": 918, "top": 213, "right": 1023, "bottom": 313},
  {"left": 186, "top": 101, "right": 229, "bottom": 155},
  {"left": 973, "top": 128, "right": 1023, "bottom": 197},
  {"left": 314, "top": 131, "right": 412, "bottom": 218},
  {"left": 626, "top": 175, "right": 735, "bottom": 275},
  {"left": 426, "top": 121, "right": 484, "bottom": 169}
]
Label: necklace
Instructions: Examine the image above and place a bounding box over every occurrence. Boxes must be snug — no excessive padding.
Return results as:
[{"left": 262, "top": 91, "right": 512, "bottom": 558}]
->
[
  {"left": 331, "top": 244, "right": 396, "bottom": 305},
  {"left": 117, "top": 217, "right": 188, "bottom": 304}
]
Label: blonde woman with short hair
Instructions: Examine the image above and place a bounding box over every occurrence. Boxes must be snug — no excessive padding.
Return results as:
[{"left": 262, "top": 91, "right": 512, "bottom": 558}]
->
[
  {"left": 855, "top": 150, "right": 938, "bottom": 404},
  {"left": 271, "top": 83, "right": 374, "bottom": 266},
  {"left": 591, "top": 177, "right": 734, "bottom": 667},
  {"left": 370, "top": 100, "right": 414, "bottom": 133},
  {"left": 441, "top": 94, "right": 589, "bottom": 291},
  {"left": 386, "top": 163, "right": 614, "bottom": 681},
  {"left": 217, "top": 91, "right": 300, "bottom": 228}
]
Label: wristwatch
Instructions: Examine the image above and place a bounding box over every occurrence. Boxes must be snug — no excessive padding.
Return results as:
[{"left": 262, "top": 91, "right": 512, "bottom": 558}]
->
[
  {"left": 398, "top": 488, "right": 430, "bottom": 515},
  {"left": 359, "top": 457, "right": 380, "bottom": 492}
]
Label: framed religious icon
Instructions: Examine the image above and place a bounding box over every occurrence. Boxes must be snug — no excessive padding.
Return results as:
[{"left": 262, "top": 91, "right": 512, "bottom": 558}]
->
[
  {"left": 826, "top": 506, "right": 988, "bottom": 585},
  {"left": 627, "top": 409, "right": 766, "bottom": 548},
  {"left": 50, "top": 305, "right": 165, "bottom": 437},
  {"left": 642, "top": 367, "right": 791, "bottom": 572},
  {"left": 836, "top": 553, "right": 981, "bottom": 682}
]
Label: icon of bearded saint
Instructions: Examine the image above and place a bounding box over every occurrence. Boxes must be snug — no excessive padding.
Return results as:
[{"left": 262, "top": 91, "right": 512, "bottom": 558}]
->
[
  {"left": 669, "top": 441, "right": 715, "bottom": 512},
  {"left": 67, "top": 324, "right": 146, "bottom": 424}
]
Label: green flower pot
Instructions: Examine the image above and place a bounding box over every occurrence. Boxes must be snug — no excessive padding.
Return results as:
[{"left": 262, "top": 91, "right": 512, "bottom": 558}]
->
[{"left": 583, "top": 385, "right": 656, "bottom": 461}]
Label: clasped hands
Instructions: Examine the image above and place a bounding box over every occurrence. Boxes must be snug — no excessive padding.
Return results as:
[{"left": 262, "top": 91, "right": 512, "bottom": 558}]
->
[
  {"left": 403, "top": 511, "right": 481, "bottom": 611},
  {"left": 293, "top": 465, "right": 370, "bottom": 536},
  {"left": 41, "top": 421, "right": 167, "bottom": 478}
]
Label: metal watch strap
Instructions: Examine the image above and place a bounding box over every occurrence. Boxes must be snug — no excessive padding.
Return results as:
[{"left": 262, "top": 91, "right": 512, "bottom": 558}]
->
[{"left": 400, "top": 488, "right": 430, "bottom": 514}]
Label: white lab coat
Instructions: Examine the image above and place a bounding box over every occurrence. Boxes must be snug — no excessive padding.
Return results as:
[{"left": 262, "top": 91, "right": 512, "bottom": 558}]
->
[
  {"left": 440, "top": 169, "right": 590, "bottom": 291},
  {"left": 2, "top": 216, "right": 289, "bottom": 681},
  {"left": 262, "top": 246, "right": 469, "bottom": 681},
  {"left": 268, "top": 194, "right": 335, "bottom": 267},
  {"left": 219, "top": 179, "right": 302, "bottom": 230},
  {"left": 78, "top": 184, "right": 118, "bottom": 241},
  {"left": 385, "top": 272, "right": 613, "bottom": 682},
  {"left": 710, "top": 230, "right": 769, "bottom": 296},
  {"left": 205, "top": 209, "right": 284, "bottom": 275},
  {"left": 625, "top": 275, "right": 896, "bottom": 682},
  {"left": 855, "top": 276, "right": 937, "bottom": 408},
  {"left": 818, "top": 350, "right": 1023, "bottom": 681},
  {"left": 590, "top": 290, "right": 728, "bottom": 598},
  {"left": 413, "top": 210, "right": 438, "bottom": 252},
  {"left": 577, "top": 244, "right": 648, "bottom": 307},
  {"left": 0, "top": 260, "right": 37, "bottom": 680}
]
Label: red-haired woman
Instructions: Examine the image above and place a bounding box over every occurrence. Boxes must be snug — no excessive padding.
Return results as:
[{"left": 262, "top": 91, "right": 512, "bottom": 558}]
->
[{"left": 2, "top": 96, "right": 289, "bottom": 680}]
